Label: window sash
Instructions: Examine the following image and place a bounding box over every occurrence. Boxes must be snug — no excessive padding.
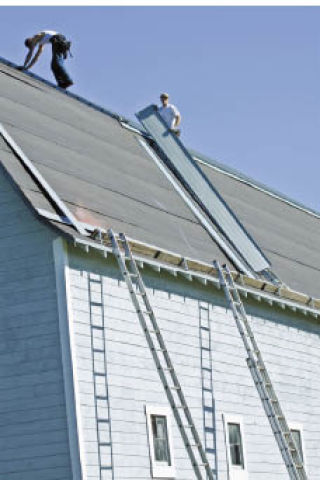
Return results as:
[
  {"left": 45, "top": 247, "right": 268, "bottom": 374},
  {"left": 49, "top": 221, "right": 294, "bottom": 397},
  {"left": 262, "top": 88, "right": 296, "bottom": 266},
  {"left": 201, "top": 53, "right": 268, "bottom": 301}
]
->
[
  {"left": 151, "top": 415, "right": 171, "bottom": 465},
  {"left": 228, "top": 423, "right": 244, "bottom": 468}
]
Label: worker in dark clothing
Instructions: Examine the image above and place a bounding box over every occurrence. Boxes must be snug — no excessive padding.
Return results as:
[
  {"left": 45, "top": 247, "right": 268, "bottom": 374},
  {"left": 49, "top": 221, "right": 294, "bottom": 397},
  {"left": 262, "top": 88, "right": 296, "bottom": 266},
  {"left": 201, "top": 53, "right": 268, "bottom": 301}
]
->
[{"left": 50, "top": 34, "right": 73, "bottom": 89}]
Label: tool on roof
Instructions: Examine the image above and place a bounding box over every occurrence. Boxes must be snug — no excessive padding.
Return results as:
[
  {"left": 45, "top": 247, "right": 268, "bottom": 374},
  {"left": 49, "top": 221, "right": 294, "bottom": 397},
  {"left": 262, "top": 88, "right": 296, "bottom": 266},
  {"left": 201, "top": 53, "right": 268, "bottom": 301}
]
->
[
  {"left": 109, "top": 229, "right": 217, "bottom": 480},
  {"left": 214, "top": 261, "right": 308, "bottom": 480}
]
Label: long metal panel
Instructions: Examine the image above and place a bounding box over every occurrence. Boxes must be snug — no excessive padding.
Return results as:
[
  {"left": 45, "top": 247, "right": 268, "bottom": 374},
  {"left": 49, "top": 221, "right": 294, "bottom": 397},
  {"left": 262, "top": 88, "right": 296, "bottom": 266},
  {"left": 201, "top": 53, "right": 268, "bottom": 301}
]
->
[{"left": 136, "top": 105, "right": 270, "bottom": 273}]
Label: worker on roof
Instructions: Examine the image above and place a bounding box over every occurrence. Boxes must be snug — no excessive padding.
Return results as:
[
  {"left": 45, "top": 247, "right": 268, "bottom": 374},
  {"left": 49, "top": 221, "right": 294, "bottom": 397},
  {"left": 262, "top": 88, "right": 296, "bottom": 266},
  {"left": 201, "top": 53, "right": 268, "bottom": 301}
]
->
[
  {"left": 18, "top": 31, "right": 73, "bottom": 90},
  {"left": 19, "top": 31, "right": 58, "bottom": 71},
  {"left": 158, "top": 93, "right": 181, "bottom": 137}
]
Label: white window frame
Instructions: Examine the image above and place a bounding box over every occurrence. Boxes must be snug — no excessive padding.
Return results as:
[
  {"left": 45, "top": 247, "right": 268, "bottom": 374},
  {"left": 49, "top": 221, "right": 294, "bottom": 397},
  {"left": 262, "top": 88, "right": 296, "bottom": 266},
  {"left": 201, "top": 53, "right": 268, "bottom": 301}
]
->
[
  {"left": 146, "top": 405, "right": 175, "bottom": 478},
  {"left": 223, "top": 414, "right": 248, "bottom": 480},
  {"left": 288, "top": 422, "right": 307, "bottom": 473}
]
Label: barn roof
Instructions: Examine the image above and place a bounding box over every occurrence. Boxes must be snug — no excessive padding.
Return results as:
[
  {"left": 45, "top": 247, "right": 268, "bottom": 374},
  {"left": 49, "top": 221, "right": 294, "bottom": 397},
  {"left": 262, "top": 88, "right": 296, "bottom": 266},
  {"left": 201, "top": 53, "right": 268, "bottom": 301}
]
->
[{"left": 1, "top": 57, "right": 319, "bottom": 300}]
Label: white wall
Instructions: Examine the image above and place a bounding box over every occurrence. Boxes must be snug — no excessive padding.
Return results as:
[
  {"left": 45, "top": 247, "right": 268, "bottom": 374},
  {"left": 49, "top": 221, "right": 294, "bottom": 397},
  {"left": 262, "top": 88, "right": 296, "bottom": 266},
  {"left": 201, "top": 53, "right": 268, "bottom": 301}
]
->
[{"left": 67, "top": 245, "right": 320, "bottom": 480}]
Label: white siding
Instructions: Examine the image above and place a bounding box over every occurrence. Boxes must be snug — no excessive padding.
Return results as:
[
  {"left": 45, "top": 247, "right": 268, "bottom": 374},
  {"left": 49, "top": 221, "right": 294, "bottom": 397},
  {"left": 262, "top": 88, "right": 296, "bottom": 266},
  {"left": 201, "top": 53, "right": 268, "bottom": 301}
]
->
[
  {"left": 0, "top": 172, "right": 72, "bottom": 479},
  {"left": 68, "top": 246, "right": 320, "bottom": 480}
]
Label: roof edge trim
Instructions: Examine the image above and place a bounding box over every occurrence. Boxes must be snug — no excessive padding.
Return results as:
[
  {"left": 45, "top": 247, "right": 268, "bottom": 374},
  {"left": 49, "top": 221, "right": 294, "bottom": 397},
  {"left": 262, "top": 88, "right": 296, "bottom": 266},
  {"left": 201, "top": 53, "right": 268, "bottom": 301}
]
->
[
  {"left": 37, "top": 208, "right": 320, "bottom": 316},
  {"left": 73, "top": 235, "right": 320, "bottom": 319}
]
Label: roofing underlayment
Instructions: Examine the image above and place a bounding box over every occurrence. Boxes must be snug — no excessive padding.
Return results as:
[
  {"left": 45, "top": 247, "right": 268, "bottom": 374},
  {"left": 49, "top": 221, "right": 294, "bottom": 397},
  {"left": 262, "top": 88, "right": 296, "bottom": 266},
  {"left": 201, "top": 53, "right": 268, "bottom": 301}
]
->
[{"left": 1, "top": 58, "right": 320, "bottom": 299}]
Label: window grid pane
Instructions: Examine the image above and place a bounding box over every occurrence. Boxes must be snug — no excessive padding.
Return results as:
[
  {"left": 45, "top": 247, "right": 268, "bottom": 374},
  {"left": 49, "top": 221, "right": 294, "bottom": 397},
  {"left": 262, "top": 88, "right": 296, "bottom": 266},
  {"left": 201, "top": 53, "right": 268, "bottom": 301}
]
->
[
  {"left": 151, "top": 415, "right": 171, "bottom": 465},
  {"left": 228, "top": 423, "right": 244, "bottom": 468}
]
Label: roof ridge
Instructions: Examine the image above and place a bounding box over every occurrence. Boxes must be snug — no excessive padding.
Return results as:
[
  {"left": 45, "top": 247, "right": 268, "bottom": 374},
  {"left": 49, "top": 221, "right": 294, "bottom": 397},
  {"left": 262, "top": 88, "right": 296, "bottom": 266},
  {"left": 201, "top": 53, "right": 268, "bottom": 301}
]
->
[{"left": 1, "top": 55, "right": 318, "bottom": 221}]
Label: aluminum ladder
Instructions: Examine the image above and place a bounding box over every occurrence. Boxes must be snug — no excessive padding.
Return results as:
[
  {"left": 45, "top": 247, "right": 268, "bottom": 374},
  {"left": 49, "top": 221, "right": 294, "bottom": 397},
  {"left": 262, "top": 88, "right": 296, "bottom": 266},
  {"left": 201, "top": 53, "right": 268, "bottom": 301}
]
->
[
  {"left": 109, "top": 229, "right": 216, "bottom": 480},
  {"left": 214, "top": 261, "right": 307, "bottom": 480},
  {"left": 88, "top": 273, "right": 114, "bottom": 480}
]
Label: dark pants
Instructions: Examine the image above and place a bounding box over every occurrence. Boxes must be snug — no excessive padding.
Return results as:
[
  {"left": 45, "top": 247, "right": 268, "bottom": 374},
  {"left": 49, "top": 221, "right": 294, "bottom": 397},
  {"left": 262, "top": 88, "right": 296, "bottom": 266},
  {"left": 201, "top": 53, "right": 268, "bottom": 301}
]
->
[{"left": 51, "top": 53, "right": 73, "bottom": 89}]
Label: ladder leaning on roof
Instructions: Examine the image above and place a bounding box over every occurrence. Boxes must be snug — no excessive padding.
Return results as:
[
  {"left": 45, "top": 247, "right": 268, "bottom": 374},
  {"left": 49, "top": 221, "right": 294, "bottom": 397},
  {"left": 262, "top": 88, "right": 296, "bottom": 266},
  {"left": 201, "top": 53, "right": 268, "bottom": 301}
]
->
[
  {"left": 214, "top": 261, "right": 308, "bottom": 480},
  {"left": 108, "top": 229, "right": 217, "bottom": 480}
]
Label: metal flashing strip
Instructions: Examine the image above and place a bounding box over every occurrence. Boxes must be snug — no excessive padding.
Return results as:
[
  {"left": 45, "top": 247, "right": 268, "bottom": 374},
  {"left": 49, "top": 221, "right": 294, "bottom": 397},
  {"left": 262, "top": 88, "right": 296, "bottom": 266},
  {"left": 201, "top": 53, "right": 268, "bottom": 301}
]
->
[
  {"left": 137, "top": 138, "right": 253, "bottom": 277},
  {"left": 136, "top": 105, "right": 270, "bottom": 273},
  {"left": 0, "top": 123, "right": 87, "bottom": 236}
]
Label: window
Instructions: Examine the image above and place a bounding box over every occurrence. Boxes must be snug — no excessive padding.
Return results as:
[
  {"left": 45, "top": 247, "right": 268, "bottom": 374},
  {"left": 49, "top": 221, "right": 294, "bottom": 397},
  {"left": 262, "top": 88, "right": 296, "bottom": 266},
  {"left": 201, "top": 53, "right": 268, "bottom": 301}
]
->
[
  {"left": 289, "top": 423, "right": 306, "bottom": 470},
  {"left": 291, "top": 429, "right": 303, "bottom": 462},
  {"left": 228, "top": 423, "right": 244, "bottom": 468},
  {"left": 146, "top": 406, "right": 175, "bottom": 478},
  {"left": 223, "top": 414, "right": 248, "bottom": 480}
]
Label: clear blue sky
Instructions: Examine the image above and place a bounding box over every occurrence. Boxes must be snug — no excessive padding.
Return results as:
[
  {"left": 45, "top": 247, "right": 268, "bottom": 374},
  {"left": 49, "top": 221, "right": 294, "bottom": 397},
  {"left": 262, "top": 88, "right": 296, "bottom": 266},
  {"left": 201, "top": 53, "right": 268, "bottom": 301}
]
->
[{"left": 1, "top": 6, "right": 320, "bottom": 211}]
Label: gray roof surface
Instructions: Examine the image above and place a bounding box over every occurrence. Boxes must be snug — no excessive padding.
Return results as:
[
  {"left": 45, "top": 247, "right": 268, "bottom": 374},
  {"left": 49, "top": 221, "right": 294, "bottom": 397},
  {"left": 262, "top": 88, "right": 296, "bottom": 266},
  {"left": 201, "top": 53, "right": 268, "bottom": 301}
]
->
[{"left": 0, "top": 59, "right": 319, "bottom": 298}]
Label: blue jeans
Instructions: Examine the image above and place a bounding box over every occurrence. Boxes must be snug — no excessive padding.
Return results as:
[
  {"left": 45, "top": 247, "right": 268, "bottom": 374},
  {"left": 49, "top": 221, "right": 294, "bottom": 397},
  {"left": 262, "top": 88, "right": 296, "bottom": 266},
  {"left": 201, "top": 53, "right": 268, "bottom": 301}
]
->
[{"left": 51, "top": 53, "right": 73, "bottom": 89}]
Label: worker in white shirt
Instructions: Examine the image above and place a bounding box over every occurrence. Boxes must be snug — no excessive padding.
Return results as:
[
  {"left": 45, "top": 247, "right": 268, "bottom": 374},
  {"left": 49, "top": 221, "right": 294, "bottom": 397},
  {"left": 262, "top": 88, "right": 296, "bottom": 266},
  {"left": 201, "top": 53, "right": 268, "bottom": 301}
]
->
[
  {"left": 158, "top": 93, "right": 181, "bottom": 137},
  {"left": 18, "top": 30, "right": 58, "bottom": 70}
]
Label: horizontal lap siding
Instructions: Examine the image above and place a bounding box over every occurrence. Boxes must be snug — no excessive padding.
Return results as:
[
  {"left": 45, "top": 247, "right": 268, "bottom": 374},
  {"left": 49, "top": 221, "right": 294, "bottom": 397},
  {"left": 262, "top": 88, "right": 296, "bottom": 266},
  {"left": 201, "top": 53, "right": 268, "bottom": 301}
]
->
[
  {"left": 68, "top": 248, "right": 320, "bottom": 480},
  {"left": 68, "top": 252, "right": 204, "bottom": 480},
  {"left": 0, "top": 172, "right": 72, "bottom": 479},
  {"left": 211, "top": 304, "right": 320, "bottom": 480}
]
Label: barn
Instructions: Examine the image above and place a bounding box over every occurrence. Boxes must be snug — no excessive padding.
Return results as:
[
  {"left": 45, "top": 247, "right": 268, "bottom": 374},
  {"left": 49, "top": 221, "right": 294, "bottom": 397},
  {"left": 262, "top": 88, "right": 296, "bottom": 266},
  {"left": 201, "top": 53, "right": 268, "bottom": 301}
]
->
[{"left": 0, "top": 57, "right": 319, "bottom": 480}]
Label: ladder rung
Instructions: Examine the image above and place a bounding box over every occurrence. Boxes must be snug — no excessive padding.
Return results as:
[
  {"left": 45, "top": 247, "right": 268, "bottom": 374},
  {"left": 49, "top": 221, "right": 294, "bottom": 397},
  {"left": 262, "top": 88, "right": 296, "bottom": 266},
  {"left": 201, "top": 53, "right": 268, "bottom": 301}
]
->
[
  {"left": 99, "top": 442, "right": 111, "bottom": 447},
  {"left": 146, "top": 329, "right": 159, "bottom": 334},
  {"left": 93, "top": 348, "right": 105, "bottom": 353},
  {"left": 152, "top": 348, "right": 167, "bottom": 352},
  {"left": 97, "top": 419, "right": 110, "bottom": 423},
  {"left": 138, "top": 309, "right": 152, "bottom": 315},
  {"left": 92, "top": 325, "right": 104, "bottom": 331},
  {"left": 96, "top": 395, "right": 108, "bottom": 400}
]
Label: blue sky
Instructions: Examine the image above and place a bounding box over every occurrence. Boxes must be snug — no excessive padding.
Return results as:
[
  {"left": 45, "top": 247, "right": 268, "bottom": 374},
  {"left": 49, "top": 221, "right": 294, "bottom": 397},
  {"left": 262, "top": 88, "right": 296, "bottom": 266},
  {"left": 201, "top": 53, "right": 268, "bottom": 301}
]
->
[{"left": 1, "top": 6, "right": 320, "bottom": 211}]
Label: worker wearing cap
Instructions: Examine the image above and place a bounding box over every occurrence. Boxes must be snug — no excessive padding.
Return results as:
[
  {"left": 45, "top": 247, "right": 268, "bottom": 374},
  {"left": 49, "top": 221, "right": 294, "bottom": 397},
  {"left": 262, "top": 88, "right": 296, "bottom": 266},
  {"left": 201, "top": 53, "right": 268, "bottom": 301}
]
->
[{"left": 158, "top": 93, "right": 181, "bottom": 136}]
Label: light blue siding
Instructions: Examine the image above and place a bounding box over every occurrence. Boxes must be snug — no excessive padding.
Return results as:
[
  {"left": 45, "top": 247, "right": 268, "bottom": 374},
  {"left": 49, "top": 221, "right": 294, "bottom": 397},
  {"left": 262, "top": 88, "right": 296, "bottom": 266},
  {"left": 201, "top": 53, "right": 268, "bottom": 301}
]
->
[
  {"left": 68, "top": 246, "right": 320, "bottom": 480},
  {"left": 0, "top": 171, "right": 72, "bottom": 479}
]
